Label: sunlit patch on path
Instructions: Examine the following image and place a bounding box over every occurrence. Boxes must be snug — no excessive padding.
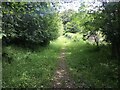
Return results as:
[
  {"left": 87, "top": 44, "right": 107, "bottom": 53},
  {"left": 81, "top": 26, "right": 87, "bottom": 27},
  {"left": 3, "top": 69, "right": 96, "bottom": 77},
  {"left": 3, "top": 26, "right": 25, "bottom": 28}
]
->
[{"left": 52, "top": 46, "right": 75, "bottom": 88}]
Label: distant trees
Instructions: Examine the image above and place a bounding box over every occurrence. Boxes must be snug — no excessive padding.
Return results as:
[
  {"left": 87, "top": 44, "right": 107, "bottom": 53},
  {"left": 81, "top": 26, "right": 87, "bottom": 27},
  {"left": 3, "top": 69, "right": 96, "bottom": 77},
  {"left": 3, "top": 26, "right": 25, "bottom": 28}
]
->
[
  {"left": 2, "top": 2, "right": 62, "bottom": 47},
  {"left": 60, "top": 9, "right": 79, "bottom": 33},
  {"left": 60, "top": 2, "right": 120, "bottom": 59}
]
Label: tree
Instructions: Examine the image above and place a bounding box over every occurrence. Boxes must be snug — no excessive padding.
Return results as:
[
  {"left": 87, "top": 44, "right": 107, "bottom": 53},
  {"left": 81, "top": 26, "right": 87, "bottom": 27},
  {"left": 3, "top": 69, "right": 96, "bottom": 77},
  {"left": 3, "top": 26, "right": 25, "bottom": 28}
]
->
[
  {"left": 101, "top": 2, "right": 120, "bottom": 58},
  {"left": 81, "top": 2, "right": 120, "bottom": 58}
]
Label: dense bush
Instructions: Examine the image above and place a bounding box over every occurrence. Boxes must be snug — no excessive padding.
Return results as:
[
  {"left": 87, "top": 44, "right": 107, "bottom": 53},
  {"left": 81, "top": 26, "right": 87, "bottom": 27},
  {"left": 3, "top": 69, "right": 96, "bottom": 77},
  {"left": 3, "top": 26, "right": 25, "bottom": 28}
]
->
[{"left": 2, "top": 2, "right": 62, "bottom": 46}]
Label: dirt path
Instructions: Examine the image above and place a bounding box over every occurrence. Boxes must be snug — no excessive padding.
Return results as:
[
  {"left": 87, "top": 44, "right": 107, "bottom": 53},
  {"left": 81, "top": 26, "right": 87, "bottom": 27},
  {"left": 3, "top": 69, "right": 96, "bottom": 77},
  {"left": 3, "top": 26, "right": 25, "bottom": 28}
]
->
[{"left": 52, "top": 46, "right": 75, "bottom": 88}]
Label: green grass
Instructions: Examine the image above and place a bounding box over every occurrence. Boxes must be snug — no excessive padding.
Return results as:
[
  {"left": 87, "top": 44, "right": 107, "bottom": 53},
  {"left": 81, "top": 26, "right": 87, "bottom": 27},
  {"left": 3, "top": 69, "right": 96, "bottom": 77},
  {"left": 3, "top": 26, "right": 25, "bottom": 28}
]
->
[
  {"left": 2, "top": 39, "right": 62, "bottom": 88},
  {"left": 2, "top": 36, "right": 119, "bottom": 88},
  {"left": 65, "top": 39, "right": 119, "bottom": 88}
]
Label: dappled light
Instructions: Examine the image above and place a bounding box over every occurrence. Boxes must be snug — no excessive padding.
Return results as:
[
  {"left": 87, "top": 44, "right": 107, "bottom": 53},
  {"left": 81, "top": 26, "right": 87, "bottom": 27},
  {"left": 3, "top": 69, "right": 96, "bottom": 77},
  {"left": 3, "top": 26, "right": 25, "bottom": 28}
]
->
[
  {"left": 57, "top": 36, "right": 72, "bottom": 46},
  {"left": 53, "top": 46, "right": 75, "bottom": 88},
  {"left": 1, "top": 1, "right": 119, "bottom": 89}
]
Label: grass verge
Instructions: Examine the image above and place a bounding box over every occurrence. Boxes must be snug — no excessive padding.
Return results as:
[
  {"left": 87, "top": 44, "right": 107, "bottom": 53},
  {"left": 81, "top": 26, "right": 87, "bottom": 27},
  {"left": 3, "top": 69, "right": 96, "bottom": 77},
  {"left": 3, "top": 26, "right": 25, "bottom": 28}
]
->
[
  {"left": 2, "top": 40, "right": 62, "bottom": 88},
  {"left": 65, "top": 40, "right": 119, "bottom": 88}
]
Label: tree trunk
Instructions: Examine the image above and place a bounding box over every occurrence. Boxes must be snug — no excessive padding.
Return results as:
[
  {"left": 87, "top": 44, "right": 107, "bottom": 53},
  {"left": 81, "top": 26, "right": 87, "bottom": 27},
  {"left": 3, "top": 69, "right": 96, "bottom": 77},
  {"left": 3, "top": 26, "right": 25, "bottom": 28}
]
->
[
  {"left": 94, "top": 35, "right": 99, "bottom": 48},
  {"left": 116, "top": 42, "right": 120, "bottom": 59},
  {"left": 111, "top": 41, "right": 120, "bottom": 59}
]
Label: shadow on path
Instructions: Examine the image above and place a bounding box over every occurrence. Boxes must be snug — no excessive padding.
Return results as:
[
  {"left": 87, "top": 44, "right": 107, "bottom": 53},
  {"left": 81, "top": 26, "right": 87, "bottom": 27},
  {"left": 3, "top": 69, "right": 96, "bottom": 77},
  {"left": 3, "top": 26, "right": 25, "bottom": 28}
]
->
[{"left": 52, "top": 46, "right": 76, "bottom": 88}]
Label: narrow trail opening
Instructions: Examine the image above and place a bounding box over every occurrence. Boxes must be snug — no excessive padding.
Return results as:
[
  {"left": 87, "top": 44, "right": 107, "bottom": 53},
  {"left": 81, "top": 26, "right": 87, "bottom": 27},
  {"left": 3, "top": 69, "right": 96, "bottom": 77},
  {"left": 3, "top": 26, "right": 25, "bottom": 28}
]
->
[{"left": 52, "top": 45, "right": 75, "bottom": 88}]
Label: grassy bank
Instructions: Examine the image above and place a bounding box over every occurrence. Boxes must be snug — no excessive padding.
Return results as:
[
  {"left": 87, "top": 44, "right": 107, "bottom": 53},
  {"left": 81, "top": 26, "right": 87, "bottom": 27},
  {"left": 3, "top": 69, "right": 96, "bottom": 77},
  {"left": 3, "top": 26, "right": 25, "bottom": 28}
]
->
[
  {"left": 2, "top": 39, "right": 62, "bottom": 88},
  {"left": 65, "top": 40, "right": 119, "bottom": 88}
]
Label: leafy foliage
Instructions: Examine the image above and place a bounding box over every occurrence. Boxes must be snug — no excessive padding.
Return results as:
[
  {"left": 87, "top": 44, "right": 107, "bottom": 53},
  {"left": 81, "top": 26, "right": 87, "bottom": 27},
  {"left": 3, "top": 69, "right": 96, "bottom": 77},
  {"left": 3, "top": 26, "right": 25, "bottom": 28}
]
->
[
  {"left": 63, "top": 2, "right": 120, "bottom": 58},
  {"left": 2, "top": 2, "right": 62, "bottom": 46},
  {"left": 83, "top": 2, "right": 120, "bottom": 58},
  {"left": 101, "top": 2, "right": 120, "bottom": 58}
]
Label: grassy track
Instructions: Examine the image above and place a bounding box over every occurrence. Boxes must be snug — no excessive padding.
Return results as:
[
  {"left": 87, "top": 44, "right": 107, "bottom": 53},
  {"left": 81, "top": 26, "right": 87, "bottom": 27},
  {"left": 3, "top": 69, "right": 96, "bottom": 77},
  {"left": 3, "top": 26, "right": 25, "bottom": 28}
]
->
[{"left": 2, "top": 36, "right": 119, "bottom": 88}]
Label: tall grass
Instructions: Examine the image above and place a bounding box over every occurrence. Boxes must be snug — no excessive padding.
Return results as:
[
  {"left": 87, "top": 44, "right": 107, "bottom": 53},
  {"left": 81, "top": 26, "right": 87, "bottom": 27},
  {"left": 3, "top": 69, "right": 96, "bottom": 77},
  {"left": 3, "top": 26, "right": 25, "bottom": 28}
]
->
[
  {"left": 2, "top": 39, "right": 62, "bottom": 88},
  {"left": 2, "top": 36, "right": 119, "bottom": 88},
  {"left": 65, "top": 40, "right": 119, "bottom": 88}
]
